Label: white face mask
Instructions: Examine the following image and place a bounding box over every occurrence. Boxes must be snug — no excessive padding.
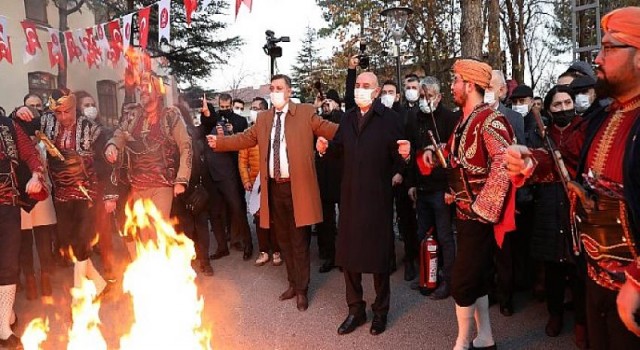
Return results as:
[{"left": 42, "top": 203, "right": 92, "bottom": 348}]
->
[
  {"left": 483, "top": 91, "right": 496, "bottom": 105},
  {"left": 270, "top": 92, "right": 286, "bottom": 109},
  {"left": 575, "top": 94, "right": 591, "bottom": 113},
  {"left": 83, "top": 106, "right": 98, "bottom": 120},
  {"left": 249, "top": 110, "right": 258, "bottom": 123},
  {"left": 354, "top": 88, "right": 374, "bottom": 108},
  {"left": 419, "top": 98, "right": 433, "bottom": 114},
  {"left": 381, "top": 94, "right": 395, "bottom": 108},
  {"left": 512, "top": 104, "right": 529, "bottom": 116},
  {"left": 405, "top": 89, "right": 419, "bottom": 102}
]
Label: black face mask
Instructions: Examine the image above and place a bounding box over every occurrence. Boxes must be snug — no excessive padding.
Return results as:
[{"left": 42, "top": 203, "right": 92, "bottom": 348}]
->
[
  {"left": 550, "top": 109, "right": 575, "bottom": 127},
  {"left": 219, "top": 109, "right": 232, "bottom": 117}
]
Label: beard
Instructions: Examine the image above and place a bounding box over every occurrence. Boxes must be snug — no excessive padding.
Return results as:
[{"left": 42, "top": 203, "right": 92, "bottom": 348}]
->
[
  {"left": 594, "top": 67, "right": 624, "bottom": 100},
  {"left": 452, "top": 89, "right": 467, "bottom": 107}
]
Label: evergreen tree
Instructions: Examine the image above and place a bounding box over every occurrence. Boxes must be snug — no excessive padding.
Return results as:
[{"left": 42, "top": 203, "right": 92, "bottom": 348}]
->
[{"left": 291, "top": 26, "right": 320, "bottom": 103}]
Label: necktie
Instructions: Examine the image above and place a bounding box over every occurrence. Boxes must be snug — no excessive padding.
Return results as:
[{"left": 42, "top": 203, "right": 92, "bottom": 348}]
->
[{"left": 273, "top": 111, "right": 283, "bottom": 180}]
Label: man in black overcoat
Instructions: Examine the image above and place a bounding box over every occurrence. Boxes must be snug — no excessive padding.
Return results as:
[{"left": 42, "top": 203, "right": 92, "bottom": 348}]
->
[{"left": 317, "top": 72, "right": 409, "bottom": 336}]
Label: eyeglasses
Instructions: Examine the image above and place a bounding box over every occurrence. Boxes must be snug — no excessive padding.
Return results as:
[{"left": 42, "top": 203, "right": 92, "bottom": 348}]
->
[{"left": 599, "top": 44, "right": 635, "bottom": 58}]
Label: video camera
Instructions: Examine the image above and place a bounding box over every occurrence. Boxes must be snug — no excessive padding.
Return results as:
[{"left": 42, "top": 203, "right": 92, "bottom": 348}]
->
[
  {"left": 263, "top": 30, "right": 291, "bottom": 58},
  {"left": 357, "top": 43, "right": 370, "bottom": 70}
]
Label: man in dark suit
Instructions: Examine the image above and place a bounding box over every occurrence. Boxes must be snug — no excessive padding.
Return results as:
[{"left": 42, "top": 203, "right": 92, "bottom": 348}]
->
[
  {"left": 207, "top": 74, "right": 339, "bottom": 311},
  {"left": 317, "top": 72, "right": 411, "bottom": 335},
  {"left": 200, "top": 93, "right": 253, "bottom": 261},
  {"left": 486, "top": 70, "right": 524, "bottom": 145}
]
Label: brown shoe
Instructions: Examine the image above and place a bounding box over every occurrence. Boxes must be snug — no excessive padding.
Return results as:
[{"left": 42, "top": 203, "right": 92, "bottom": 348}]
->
[
  {"left": 25, "top": 274, "right": 37, "bottom": 300},
  {"left": 574, "top": 324, "right": 589, "bottom": 349},
  {"left": 279, "top": 287, "right": 296, "bottom": 301},
  {"left": 40, "top": 272, "right": 52, "bottom": 297},
  {"left": 296, "top": 293, "right": 308, "bottom": 311}
]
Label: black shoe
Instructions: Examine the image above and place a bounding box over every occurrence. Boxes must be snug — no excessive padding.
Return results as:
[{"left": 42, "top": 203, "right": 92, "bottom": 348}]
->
[
  {"left": 370, "top": 314, "right": 387, "bottom": 335},
  {"left": 429, "top": 283, "right": 450, "bottom": 300},
  {"left": 0, "top": 334, "right": 23, "bottom": 349},
  {"left": 200, "top": 262, "right": 214, "bottom": 276},
  {"left": 232, "top": 242, "right": 243, "bottom": 252},
  {"left": 403, "top": 261, "right": 416, "bottom": 281},
  {"left": 279, "top": 287, "right": 296, "bottom": 301},
  {"left": 545, "top": 314, "right": 563, "bottom": 337},
  {"left": 209, "top": 250, "right": 230, "bottom": 260},
  {"left": 469, "top": 342, "right": 497, "bottom": 349},
  {"left": 243, "top": 246, "right": 253, "bottom": 261},
  {"left": 499, "top": 301, "right": 513, "bottom": 317},
  {"left": 337, "top": 313, "right": 366, "bottom": 335},
  {"left": 296, "top": 293, "right": 308, "bottom": 311},
  {"left": 319, "top": 259, "right": 335, "bottom": 273}
]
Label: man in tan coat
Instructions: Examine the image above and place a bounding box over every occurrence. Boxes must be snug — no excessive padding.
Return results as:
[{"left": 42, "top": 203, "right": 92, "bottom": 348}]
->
[{"left": 207, "top": 74, "right": 338, "bottom": 311}]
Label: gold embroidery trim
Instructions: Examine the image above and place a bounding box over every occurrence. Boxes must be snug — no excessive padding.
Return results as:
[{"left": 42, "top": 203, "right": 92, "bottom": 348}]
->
[
  {"left": 620, "top": 201, "right": 639, "bottom": 260},
  {"left": 592, "top": 110, "right": 624, "bottom": 177}
]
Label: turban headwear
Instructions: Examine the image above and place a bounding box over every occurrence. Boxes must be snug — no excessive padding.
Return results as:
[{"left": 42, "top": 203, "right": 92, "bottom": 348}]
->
[
  {"left": 452, "top": 59, "right": 492, "bottom": 90},
  {"left": 601, "top": 7, "right": 640, "bottom": 49},
  {"left": 48, "top": 90, "right": 76, "bottom": 112}
]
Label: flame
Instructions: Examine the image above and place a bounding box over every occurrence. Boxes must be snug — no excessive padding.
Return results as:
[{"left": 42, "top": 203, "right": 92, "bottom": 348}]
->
[
  {"left": 119, "top": 199, "right": 211, "bottom": 350},
  {"left": 22, "top": 318, "right": 49, "bottom": 350},
  {"left": 67, "top": 279, "right": 107, "bottom": 350}
]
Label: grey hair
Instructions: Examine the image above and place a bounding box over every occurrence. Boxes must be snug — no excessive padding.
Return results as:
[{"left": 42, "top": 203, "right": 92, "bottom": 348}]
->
[
  {"left": 492, "top": 70, "right": 506, "bottom": 86},
  {"left": 420, "top": 76, "right": 440, "bottom": 94}
]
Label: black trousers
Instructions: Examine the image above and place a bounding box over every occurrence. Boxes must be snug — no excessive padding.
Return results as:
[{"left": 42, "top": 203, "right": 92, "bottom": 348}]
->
[
  {"left": 545, "top": 261, "right": 586, "bottom": 325},
  {"left": 54, "top": 200, "right": 96, "bottom": 262},
  {"left": 20, "top": 225, "right": 54, "bottom": 275},
  {"left": 586, "top": 278, "right": 640, "bottom": 349},
  {"left": 317, "top": 200, "right": 338, "bottom": 260},
  {"left": 394, "top": 184, "right": 418, "bottom": 261},
  {"left": 0, "top": 205, "right": 21, "bottom": 285},
  {"left": 209, "top": 178, "right": 252, "bottom": 252},
  {"left": 172, "top": 196, "right": 211, "bottom": 261},
  {"left": 452, "top": 219, "right": 494, "bottom": 307},
  {"left": 269, "top": 180, "right": 310, "bottom": 293},
  {"left": 344, "top": 270, "right": 390, "bottom": 316}
]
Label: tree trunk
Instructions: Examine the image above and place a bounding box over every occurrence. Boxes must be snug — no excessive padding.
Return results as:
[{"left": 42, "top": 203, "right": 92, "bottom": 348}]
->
[
  {"left": 487, "top": 0, "right": 502, "bottom": 70},
  {"left": 460, "top": 0, "right": 483, "bottom": 59},
  {"left": 57, "top": 0, "right": 69, "bottom": 88}
]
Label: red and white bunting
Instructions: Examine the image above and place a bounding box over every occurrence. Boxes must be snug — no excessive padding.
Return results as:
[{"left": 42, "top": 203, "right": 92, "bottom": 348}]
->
[
  {"left": 64, "top": 31, "right": 82, "bottom": 62},
  {"left": 107, "top": 19, "right": 123, "bottom": 66},
  {"left": 21, "top": 20, "right": 42, "bottom": 63},
  {"left": 158, "top": 0, "right": 171, "bottom": 43},
  {"left": 74, "top": 29, "right": 89, "bottom": 63},
  {"left": 46, "top": 28, "right": 64, "bottom": 68},
  {"left": 235, "top": 0, "right": 253, "bottom": 18},
  {"left": 201, "top": 0, "right": 214, "bottom": 10},
  {"left": 0, "top": 15, "right": 10, "bottom": 64},
  {"left": 138, "top": 6, "right": 151, "bottom": 49},
  {"left": 0, "top": 37, "right": 12, "bottom": 64},
  {"left": 95, "top": 24, "right": 110, "bottom": 60},
  {"left": 184, "top": 0, "right": 197, "bottom": 27},
  {"left": 85, "top": 27, "right": 102, "bottom": 68},
  {"left": 122, "top": 13, "right": 134, "bottom": 51},
  {"left": 0, "top": 16, "right": 8, "bottom": 43}
]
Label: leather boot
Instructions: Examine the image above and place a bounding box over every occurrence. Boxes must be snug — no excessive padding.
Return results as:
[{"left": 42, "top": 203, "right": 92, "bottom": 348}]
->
[
  {"left": 25, "top": 274, "right": 38, "bottom": 300},
  {"left": 40, "top": 272, "right": 52, "bottom": 296}
]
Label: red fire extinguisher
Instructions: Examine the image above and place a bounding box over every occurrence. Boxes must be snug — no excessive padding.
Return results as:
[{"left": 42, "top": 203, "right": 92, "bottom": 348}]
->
[{"left": 419, "top": 229, "right": 438, "bottom": 291}]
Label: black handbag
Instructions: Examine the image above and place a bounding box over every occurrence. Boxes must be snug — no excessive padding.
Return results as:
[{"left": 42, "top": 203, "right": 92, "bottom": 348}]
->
[{"left": 185, "top": 179, "right": 209, "bottom": 214}]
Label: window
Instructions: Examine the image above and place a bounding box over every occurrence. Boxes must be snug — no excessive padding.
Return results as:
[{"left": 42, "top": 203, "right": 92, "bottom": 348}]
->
[
  {"left": 97, "top": 80, "right": 118, "bottom": 126},
  {"left": 28, "top": 71, "right": 56, "bottom": 103},
  {"left": 24, "top": 0, "right": 48, "bottom": 24}
]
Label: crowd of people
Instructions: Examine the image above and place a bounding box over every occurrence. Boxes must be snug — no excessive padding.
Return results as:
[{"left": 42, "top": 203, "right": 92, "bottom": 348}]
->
[{"left": 1, "top": 5, "right": 640, "bottom": 350}]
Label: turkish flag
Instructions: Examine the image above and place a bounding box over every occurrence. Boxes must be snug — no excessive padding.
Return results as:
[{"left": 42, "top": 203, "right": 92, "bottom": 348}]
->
[
  {"left": 185, "top": 0, "right": 197, "bottom": 27},
  {"left": 235, "top": 0, "right": 253, "bottom": 18},
  {"left": 158, "top": 0, "right": 171, "bottom": 43},
  {"left": 64, "top": 31, "right": 82, "bottom": 62},
  {"left": 138, "top": 6, "right": 151, "bottom": 49},
  {"left": 46, "top": 28, "right": 64, "bottom": 68},
  {"left": 0, "top": 36, "right": 13, "bottom": 64},
  {"left": 85, "top": 27, "right": 102, "bottom": 68},
  {"left": 21, "top": 20, "right": 42, "bottom": 61},
  {"left": 107, "top": 19, "right": 123, "bottom": 66}
]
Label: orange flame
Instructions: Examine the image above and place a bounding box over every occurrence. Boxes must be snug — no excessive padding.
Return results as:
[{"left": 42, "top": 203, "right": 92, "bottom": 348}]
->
[
  {"left": 120, "top": 199, "right": 211, "bottom": 349},
  {"left": 67, "top": 280, "right": 107, "bottom": 350},
  {"left": 21, "top": 318, "right": 49, "bottom": 350}
]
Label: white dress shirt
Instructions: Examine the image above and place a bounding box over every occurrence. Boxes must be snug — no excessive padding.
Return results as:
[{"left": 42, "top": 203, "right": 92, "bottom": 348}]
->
[{"left": 269, "top": 104, "right": 290, "bottom": 179}]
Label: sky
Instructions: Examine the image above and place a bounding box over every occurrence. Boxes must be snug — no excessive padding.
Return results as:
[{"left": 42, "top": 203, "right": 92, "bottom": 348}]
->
[{"left": 203, "top": 0, "right": 334, "bottom": 92}]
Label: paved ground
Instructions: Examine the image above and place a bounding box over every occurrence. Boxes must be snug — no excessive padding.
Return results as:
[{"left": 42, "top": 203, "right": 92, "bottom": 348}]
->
[{"left": 13, "top": 230, "right": 578, "bottom": 350}]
